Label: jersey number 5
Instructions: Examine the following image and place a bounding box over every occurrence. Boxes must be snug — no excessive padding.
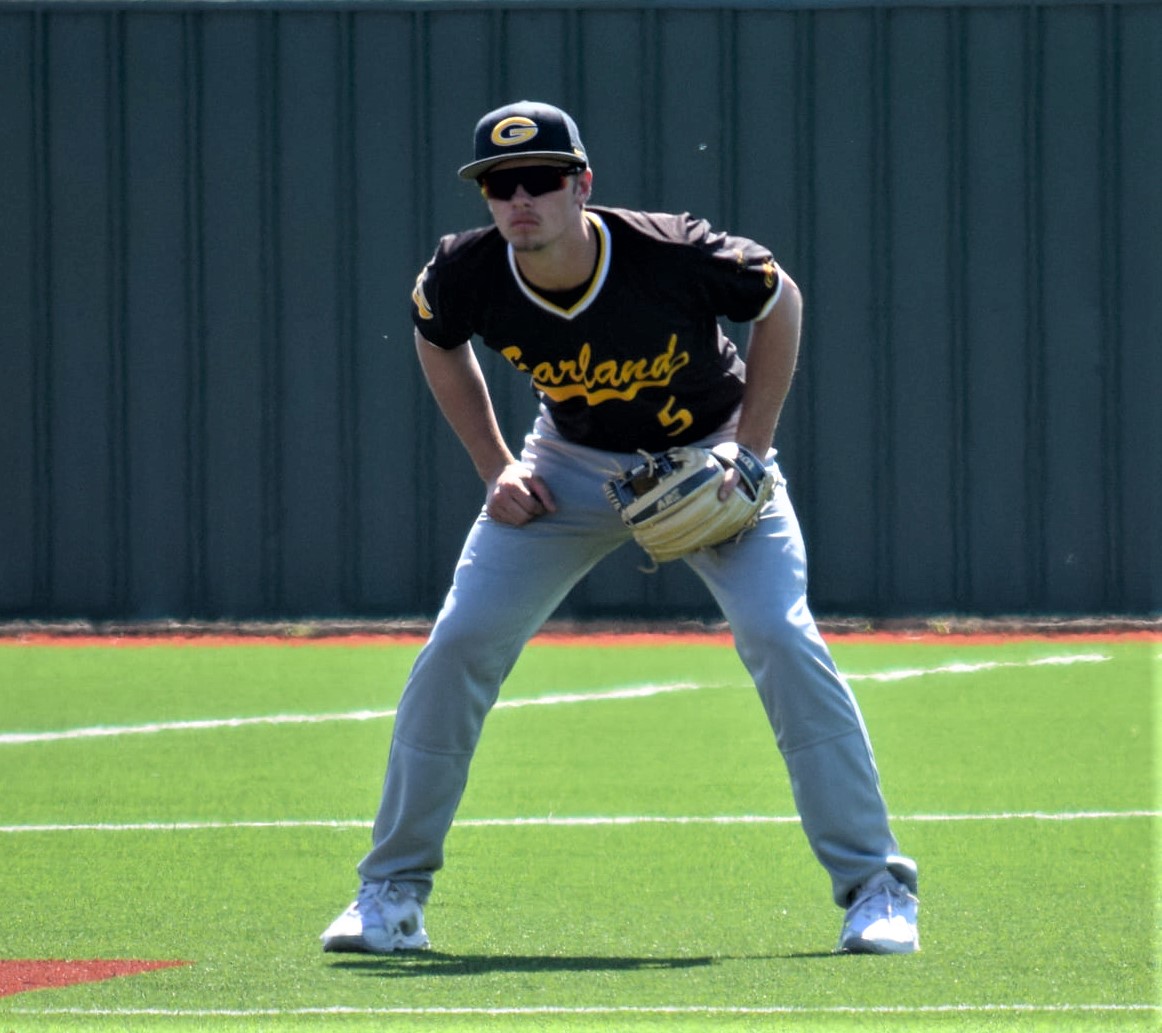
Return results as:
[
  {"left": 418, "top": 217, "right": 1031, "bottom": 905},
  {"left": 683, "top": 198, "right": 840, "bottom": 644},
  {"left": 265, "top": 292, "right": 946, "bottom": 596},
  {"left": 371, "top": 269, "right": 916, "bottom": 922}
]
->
[{"left": 657, "top": 396, "right": 694, "bottom": 437}]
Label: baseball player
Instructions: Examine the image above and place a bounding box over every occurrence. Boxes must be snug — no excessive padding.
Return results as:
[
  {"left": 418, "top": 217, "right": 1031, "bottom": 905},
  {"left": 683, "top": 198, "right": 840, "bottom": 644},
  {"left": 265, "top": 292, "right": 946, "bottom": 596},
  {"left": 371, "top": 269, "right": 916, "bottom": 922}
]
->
[{"left": 322, "top": 100, "right": 919, "bottom": 956}]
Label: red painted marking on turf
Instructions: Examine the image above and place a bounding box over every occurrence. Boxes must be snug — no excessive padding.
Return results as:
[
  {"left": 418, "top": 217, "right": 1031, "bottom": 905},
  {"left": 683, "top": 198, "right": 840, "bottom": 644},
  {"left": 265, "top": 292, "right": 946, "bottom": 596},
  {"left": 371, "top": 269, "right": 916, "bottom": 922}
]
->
[
  {"left": 4, "top": 630, "right": 1157, "bottom": 648},
  {"left": 0, "top": 959, "right": 190, "bottom": 997}
]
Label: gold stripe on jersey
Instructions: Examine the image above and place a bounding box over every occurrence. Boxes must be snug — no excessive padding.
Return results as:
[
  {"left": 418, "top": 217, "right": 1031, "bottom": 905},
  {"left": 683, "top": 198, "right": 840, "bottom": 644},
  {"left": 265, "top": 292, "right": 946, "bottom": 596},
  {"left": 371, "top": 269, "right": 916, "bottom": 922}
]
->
[
  {"left": 506, "top": 211, "right": 611, "bottom": 320},
  {"left": 411, "top": 268, "right": 435, "bottom": 320},
  {"left": 754, "top": 260, "right": 783, "bottom": 321}
]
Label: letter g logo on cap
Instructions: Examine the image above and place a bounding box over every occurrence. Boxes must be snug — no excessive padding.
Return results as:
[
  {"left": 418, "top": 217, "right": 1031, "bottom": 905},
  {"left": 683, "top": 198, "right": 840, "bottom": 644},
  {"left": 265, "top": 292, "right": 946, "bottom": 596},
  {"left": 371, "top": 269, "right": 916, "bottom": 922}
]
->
[{"left": 491, "top": 116, "right": 539, "bottom": 147}]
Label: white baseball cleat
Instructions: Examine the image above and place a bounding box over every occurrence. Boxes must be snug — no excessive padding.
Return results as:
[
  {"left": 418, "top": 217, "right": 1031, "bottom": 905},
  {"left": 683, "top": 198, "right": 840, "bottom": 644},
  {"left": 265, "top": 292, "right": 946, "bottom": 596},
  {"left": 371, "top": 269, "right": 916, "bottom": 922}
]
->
[
  {"left": 836, "top": 870, "right": 920, "bottom": 954},
  {"left": 321, "top": 880, "right": 430, "bottom": 954}
]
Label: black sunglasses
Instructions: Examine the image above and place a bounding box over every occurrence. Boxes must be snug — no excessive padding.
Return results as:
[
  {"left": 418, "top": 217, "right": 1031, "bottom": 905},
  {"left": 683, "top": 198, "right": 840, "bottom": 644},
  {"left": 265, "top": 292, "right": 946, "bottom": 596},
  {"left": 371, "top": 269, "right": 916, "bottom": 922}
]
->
[{"left": 479, "top": 164, "right": 582, "bottom": 201}]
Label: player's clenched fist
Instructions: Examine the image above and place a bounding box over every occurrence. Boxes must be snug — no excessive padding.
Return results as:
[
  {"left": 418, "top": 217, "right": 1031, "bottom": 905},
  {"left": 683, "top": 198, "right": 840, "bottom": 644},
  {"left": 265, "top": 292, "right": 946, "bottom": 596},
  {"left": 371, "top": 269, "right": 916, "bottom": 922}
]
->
[{"left": 486, "top": 462, "right": 556, "bottom": 526}]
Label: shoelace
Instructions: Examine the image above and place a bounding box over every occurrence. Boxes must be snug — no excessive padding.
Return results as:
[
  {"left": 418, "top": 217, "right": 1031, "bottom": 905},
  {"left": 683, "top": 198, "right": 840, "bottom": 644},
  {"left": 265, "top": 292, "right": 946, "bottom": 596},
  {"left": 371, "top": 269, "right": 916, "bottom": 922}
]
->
[
  {"left": 850, "top": 875, "right": 911, "bottom": 920},
  {"left": 359, "top": 881, "right": 418, "bottom": 918},
  {"left": 356, "top": 880, "right": 381, "bottom": 915}
]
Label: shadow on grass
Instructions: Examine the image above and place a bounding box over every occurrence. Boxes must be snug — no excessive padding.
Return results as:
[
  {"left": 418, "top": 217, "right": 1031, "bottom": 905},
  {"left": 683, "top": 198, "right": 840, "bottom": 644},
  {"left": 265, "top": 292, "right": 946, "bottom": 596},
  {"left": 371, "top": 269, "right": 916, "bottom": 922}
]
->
[
  {"left": 329, "top": 951, "right": 848, "bottom": 977},
  {"left": 329, "top": 952, "right": 716, "bottom": 977}
]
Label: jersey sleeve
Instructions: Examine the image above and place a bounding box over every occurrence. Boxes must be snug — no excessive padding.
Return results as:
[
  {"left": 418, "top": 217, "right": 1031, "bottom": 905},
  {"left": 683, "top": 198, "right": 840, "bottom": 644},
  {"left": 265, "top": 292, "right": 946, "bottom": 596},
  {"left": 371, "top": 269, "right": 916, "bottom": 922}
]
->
[
  {"left": 409, "top": 237, "right": 477, "bottom": 349},
  {"left": 681, "top": 214, "right": 783, "bottom": 323}
]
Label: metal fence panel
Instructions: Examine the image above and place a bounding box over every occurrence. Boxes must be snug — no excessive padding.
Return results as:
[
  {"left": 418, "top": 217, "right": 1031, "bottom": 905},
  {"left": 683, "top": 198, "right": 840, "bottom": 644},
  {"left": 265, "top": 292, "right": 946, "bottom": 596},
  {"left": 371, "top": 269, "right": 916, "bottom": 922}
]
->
[{"left": 0, "top": 1, "right": 1157, "bottom": 621}]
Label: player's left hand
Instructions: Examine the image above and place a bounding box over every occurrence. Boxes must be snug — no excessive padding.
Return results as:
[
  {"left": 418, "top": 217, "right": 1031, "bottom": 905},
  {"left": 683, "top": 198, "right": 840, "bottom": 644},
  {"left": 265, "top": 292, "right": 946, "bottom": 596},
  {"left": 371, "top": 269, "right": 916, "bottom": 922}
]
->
[
  {"left": 604, "top": 443, "right": 773, "bottom": 564},
  {"left": 718, "top": 469, "right": 739, "bottom": 501},
  {"left": 714, "top": 442, "right": 765, "bottom": 500}
]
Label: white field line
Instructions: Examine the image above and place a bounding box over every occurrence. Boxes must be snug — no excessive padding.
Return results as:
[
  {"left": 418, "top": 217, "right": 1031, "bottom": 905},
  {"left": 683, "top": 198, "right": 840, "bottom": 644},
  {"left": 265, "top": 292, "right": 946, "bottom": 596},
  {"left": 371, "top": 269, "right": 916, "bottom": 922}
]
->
[
  {"left": 843, "top": 652, "right": 1111, "bottom": 683},
  {"left": 7, "top": 1004, "right": 1158, "bottom": 1018},
  {"left": 0, "top": 810, "right": 1155, "bottom": 835},
  {"left": 0, "top": 682, "right": 705, "bottom": 747},
  {"left": 0, "top": 652, "right": 1111, "bottom": 748}
]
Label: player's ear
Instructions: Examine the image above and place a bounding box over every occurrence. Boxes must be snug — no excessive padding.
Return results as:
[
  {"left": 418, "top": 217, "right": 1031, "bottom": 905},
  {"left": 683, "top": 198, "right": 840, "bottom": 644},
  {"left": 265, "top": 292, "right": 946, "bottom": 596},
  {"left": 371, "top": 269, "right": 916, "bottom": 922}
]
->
[{"left": 576, "top": 168, "right": 593, "bottom": 204}]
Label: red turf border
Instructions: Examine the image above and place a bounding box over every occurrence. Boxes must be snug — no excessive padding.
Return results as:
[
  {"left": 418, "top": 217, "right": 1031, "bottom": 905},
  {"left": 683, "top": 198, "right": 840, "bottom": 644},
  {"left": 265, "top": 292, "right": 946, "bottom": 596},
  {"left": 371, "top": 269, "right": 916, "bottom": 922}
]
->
[
  {"left": 3, "top": 616, "right": 1158, "bottom": 648},
  {"left": 4, "top": 630, "right": 1157, "bottom": 648}
]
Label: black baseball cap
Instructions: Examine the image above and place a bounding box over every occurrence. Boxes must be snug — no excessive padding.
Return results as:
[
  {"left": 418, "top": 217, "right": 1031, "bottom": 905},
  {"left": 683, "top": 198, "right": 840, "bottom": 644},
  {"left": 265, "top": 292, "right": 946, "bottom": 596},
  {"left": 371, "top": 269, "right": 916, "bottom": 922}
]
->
[{"left": 457, "top": 101, "right": 588, "bottom": 181}]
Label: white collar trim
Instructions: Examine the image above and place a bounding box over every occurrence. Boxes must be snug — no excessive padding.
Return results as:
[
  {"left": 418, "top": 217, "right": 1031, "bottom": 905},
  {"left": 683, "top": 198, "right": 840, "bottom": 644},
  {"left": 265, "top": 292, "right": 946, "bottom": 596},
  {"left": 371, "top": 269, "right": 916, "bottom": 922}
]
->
[{"left": 507, "top": 212, "right": 610, "bottom": 320}]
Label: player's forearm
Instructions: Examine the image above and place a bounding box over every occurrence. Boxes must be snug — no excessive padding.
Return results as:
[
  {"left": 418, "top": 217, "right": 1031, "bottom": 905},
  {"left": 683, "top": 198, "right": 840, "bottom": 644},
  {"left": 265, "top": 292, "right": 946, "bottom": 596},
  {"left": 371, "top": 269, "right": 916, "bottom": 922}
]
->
[
  {"left": 734, "top": 275, "right": 803, "bottom": 453},
  {"left": 415, "top": 334, "right": 516, "bottom": 483}
]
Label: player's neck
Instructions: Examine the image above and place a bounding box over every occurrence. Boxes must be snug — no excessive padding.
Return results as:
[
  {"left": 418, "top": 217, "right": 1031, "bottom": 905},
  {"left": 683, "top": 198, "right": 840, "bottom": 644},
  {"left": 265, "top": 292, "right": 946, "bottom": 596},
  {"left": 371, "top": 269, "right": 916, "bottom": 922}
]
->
[{"left": 512, "top": 211, "right": 597, "bottom": 291}]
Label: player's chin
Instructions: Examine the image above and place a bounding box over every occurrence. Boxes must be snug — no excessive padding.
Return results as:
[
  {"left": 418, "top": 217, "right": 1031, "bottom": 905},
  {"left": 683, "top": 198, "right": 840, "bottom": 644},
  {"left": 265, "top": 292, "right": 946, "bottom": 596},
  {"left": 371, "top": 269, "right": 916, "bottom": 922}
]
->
[{"left": 503, "top": 225, "right": 544, "bottom": 250}]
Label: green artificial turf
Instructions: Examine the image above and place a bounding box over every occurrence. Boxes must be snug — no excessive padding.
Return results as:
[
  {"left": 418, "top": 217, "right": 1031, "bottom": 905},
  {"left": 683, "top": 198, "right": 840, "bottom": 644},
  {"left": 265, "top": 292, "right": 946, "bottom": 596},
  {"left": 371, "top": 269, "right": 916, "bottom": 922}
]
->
[{"left": 0, "top": 638, "right": 1156, "bottom": 1032}]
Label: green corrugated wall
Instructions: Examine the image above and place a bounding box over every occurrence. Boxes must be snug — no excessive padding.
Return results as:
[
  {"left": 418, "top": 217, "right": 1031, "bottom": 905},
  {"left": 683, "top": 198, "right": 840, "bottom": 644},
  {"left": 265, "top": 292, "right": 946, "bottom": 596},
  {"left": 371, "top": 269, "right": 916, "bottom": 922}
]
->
[{"left": 0, "top": 1, "right": 1158, "bottom": 620}]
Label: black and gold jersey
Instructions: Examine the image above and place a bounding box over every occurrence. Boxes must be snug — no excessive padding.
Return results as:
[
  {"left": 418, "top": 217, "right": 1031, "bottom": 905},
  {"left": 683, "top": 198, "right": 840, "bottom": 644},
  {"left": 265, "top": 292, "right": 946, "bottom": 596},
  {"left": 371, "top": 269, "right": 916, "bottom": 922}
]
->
[{"left": 410, "top": 206, "right": 782, "bottom": 453}]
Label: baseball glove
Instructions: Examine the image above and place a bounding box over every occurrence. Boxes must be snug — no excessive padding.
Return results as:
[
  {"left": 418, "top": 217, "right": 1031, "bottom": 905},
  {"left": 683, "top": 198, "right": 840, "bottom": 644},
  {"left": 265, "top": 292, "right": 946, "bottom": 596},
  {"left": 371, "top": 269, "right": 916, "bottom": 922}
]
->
[{"left": 603, "top": 443, "right": 774, "bottom": 564}]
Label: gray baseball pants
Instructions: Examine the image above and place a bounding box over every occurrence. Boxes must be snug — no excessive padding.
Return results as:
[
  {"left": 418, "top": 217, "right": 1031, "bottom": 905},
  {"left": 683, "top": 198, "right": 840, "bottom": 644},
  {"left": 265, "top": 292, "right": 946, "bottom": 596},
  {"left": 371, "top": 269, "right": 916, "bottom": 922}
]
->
[{"left": 359, "top": 412, "right": 914, "bottom": 908}]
